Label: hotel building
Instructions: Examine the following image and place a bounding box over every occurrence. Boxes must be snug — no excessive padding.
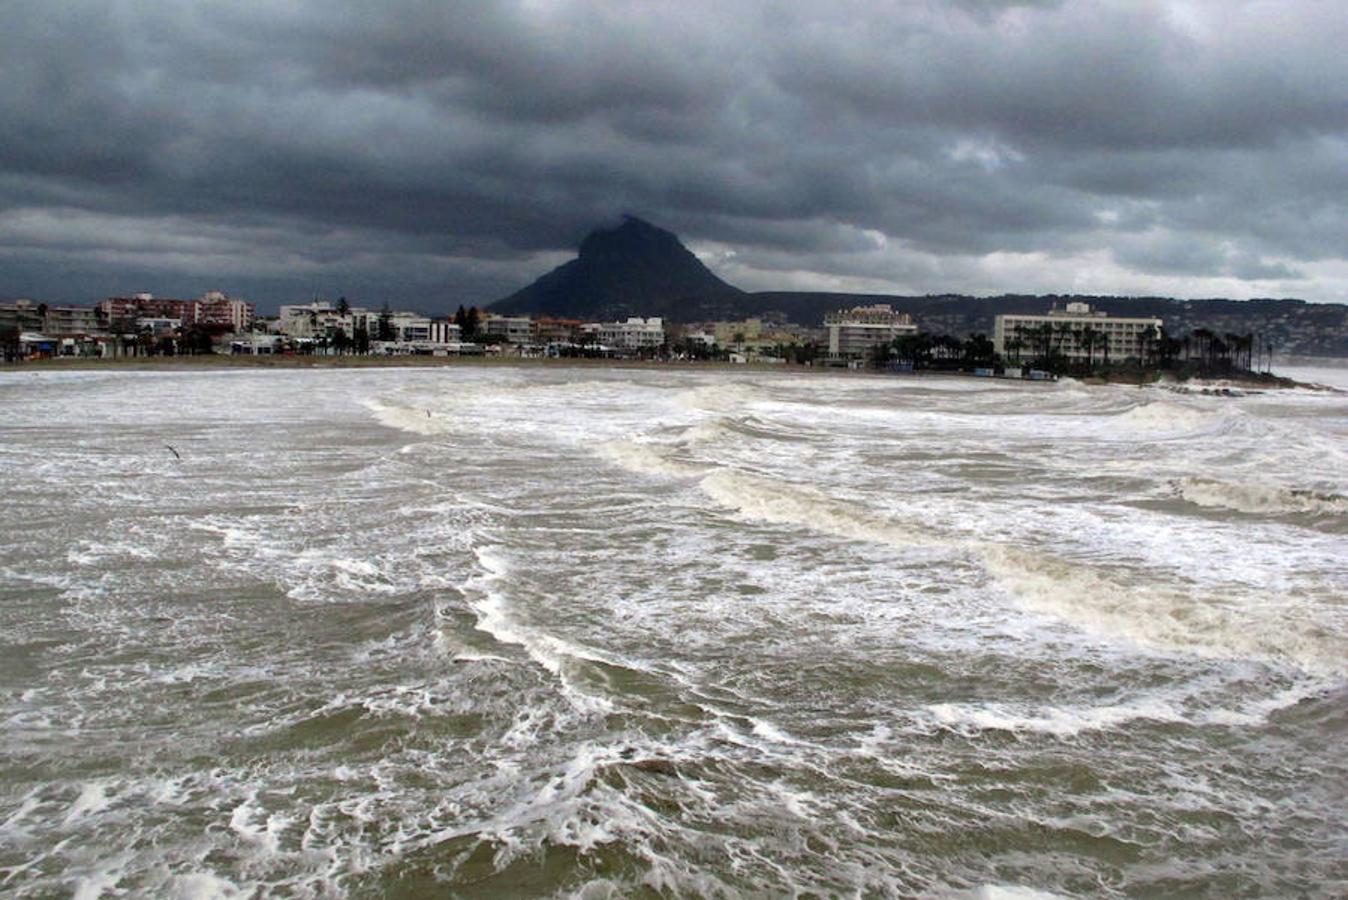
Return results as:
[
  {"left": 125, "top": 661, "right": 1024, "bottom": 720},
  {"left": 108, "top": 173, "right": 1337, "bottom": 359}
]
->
[
  {"left": 993, "top": 302, "right": 1163, "bottom": 363},
  {"left": 825, "top": 304, "right": 918, "bottom": 357}
]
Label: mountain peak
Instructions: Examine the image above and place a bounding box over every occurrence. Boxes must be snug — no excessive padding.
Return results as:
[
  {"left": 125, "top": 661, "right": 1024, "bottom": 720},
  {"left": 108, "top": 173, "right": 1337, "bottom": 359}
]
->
[
  {"left": 578, "top": 215, "right": 682, "bottom": 261},
  {"left": 491, "top": 217, "right": 744, "bottom": 321}
]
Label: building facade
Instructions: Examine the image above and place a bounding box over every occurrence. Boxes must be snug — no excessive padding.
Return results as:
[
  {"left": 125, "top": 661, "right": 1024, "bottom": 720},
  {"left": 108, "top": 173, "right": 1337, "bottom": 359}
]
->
[
  {"left": 1, "top": 300, "right": 49, "bottom": 334},
  {"left": 594, "top": 317, "right": 666, "bottom": 352},
  {"left": 825, "top": 304, "right": 919, "bottom": 357},
  {"left": 993, "top": 302, "right": 1163, "bottom": 363},
  {"left": 99, "top": 292, "right": 254, "bottom": 331},
  {"left": 99, "top": 294, "right": 196, "bottom": 327},
  {"left": 195, "top": 291, "right": 255, "bottom": 331},
  {"left": 481, "top": 314, "right": 534, "bottom": 345}
]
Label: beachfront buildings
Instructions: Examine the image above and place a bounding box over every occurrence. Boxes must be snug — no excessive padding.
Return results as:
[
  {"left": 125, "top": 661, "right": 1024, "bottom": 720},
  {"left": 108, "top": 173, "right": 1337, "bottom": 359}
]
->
[
  {"left": 99, "top": 292, "right": 254, "bottom": 331},
  {"left": 276, "top": 300, "right": 472, "bottom": 352},
  {"left": 993, "top": 302, "right": 1163, "bottom": 363},
  {"left": 587, "top": 317, "right": 667, "bottom": 353},
  {"left": 825, "top": 304, "right": 919, "bottom": 358}
]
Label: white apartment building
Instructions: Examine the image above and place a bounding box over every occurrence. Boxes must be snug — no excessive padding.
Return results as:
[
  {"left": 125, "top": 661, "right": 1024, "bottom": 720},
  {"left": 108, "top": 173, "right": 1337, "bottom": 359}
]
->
[
  {"left": 592, "top": 317, "right": 666, "bottom": 352},
  {"left": 136, "top": 317, "right": 182, "bottom": 335},
  {"left": 825, "top": 304, "right": 918, "bottom": 357},
  {"left": 993, "top": 302, "right": 1163, "bottom": 363},
  {"left": 428, "top": 320, "right": 462, "bottom": 344},
  {"left": 387, "top": 312, "right": 430, "bottom": 342},
  {"left": 277, "top": 301, "right": 354, "bottom": 338}
]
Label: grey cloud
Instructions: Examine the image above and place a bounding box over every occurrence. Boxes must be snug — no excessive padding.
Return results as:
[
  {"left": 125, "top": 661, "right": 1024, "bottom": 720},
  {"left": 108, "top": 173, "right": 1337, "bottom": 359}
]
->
[{"left": 2, "top": 0, "right": 1346, "bottom": 308}]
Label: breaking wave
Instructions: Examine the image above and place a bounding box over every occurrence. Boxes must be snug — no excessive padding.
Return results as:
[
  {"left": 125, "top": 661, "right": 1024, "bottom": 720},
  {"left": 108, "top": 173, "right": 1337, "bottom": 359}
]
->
[
  {"left": 362, "top": 398, "right": 457, "bottom": 435},
  {"left": 597, "top": 439, "right": 707, "bottom": 478},
  {"left": 1112, "top": 400, "right": 1217, "bottom": 435},
  {"left": 699, "top": 469, "right": 940, "bottom": 549},
  {"left": 980, "top": 545, "right": 1344, "bottom": 676},
  {"left": 675, "top": 382, "right": 765, "bottom": 412},
  {"left": 1177, "top": 477, "right": 1348, "bottom": 517}
]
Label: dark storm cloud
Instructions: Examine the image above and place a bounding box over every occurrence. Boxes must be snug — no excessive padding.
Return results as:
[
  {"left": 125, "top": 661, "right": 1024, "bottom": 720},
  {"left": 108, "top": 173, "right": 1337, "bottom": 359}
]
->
[{"left": 2, "top": 0, "right": 1346, "bottom": 308}]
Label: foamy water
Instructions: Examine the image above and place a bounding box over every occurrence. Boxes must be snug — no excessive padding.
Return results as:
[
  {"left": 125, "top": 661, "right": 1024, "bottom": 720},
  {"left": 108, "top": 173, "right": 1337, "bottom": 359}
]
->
[{"left": 2, "top": 365, "right": 1345, "bottom": 897}]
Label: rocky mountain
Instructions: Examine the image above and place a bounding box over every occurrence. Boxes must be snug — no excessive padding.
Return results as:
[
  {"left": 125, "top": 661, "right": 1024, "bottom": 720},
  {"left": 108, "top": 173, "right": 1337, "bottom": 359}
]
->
[
  {"left": 490, "top": 216, "right": 745, "bottom": 321},
  {"left": 490, "top": 218, "right": 1348, "bottom": 356}
]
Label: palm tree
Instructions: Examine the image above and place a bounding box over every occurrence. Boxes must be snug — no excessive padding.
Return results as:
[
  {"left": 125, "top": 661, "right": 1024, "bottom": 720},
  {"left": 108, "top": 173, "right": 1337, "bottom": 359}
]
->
[
  {"left": 1191, "top": 328, "right": 1214, "bottom": 367},
  {"left": 1140, "top": 324, "right": 1159, "bottom": 367},
  {"left": 1078, "top": 326, "right": 1099, "bottom": 371}
]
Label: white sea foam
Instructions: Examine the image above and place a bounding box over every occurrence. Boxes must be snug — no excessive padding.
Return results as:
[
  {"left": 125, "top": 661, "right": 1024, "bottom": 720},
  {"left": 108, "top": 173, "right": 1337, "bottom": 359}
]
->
[
  {"left": 63, "top": 781, "right": 111, "bottom": 824},
  {"left": 700, "top": 468, "right": 940, "bottom": 549},
  {"left": 967, "top": 886, "right": 1068, "bottom": 900},
  {"left": 923, "top": 697, "right": 1186, "bottom": 737},
  {"left": 1113, "top": 400, "right": 1216, "bottom": 435},
  {"left": 1177, "top": 477, "right": 1348, "bottom": 516},
  {"left": 597, "top": 438, "right": 706, "bottom": 478},
  {"left": 461, "top": 545, "right": 616, "bottom": 712},
  {"left": 675, "top": 382, "right": 764, "bottom": 412},
  {"left": 362, "top": 398, "right": 457, "bottom": 435},
  {"left": 981, "top": 544, "right": 1345, "bottom": 676},
  {"left": 168, "top": 873, "right": 249, "bottom": 900}
]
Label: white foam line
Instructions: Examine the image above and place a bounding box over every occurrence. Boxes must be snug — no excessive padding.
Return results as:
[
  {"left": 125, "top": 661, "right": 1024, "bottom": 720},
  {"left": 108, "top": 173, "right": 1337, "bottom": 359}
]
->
[
  {"left": 979, "top": 543, "right": 1346, "bottom": 677},
  {"left": 597, "top": 438, "right": 708, "bottom": 479},
  {"left": 461, "top": 544, "right": 614, "bottom": 712},
  {"left": 699, "top": 468, "right": 943, "bottom": 550},
  {"left": 694, "top": 464, "right": 1343, "bottom": 678}
]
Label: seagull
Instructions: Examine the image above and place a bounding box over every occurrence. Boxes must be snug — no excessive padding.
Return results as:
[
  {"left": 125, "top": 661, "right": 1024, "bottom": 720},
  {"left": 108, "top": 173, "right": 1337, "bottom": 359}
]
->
[{"left": 166, "top": 444, "right": 181, "bottom": 460}]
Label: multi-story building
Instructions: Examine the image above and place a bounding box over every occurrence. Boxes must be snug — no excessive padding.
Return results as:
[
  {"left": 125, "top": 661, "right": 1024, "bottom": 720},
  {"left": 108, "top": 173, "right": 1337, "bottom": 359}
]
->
[
  {"left": 278, "top": 301, "right": 349, "bottom": 338},
  {"left": 1, "top": 300, "right": 50, "bottom": 334},
  {"left": 593, "top": 317, "right": 666, "bottom": 353},
  {"left": 428, "top": 320, "right": 462, "bottom": 344},
  {"left": 38, "top": 305, "right": 103, "bottom": 335},
  {"left": 195, "top": 291, "right": 255, "bottom": 331},
  {"left": 993, "top": 302, "right": 1163, "bottom": 363},
  {"left": 99, "top": 292, "right": 254, "bottom": 331},
  {"left": 481, "top": 314, "right": 534, "bottom": 345},
  {"left": 825, "top": 304, "right": 918, "bottom": 357},
  {"left": 531, "top": 316, "right": 583, "bottom": 345},
  {"left": 99, "top": 294, "right": 196, "bottom": 327}
]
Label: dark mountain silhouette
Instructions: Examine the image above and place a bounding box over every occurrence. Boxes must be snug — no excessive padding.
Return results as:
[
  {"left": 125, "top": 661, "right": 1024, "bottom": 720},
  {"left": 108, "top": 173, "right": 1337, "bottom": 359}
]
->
[
  {"left": 490, "top": 215, "right": 745, "bottom": 321},
  {"left": 489, "top": 217, "right": 1348, "bottom": 356}
]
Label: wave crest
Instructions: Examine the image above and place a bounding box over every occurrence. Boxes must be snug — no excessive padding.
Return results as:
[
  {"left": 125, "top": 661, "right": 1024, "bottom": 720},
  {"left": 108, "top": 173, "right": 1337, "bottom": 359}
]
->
[
  {"left": 700, "top": 469, "right": 937, "bottom": 549},
  {"left": 1113, "top": 401, "right": 1215, "bottom": 435},
  {"left": 1177, "top": 477, "right": 1348, "bottom": 516},
  {"left": 981, "top": 545, "right": 1344, "bottom": 675}
]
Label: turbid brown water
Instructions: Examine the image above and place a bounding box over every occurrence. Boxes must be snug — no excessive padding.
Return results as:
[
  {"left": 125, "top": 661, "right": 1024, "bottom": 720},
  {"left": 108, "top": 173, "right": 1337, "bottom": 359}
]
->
[{"left": 2, "top": 364, "right": 1345, "bottom": 897}]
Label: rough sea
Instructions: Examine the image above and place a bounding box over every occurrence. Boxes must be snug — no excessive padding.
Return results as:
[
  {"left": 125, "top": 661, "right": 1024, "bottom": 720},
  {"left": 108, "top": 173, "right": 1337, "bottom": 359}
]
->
[{"left": 2, "top": 363, "right": 1345, "bottom": 898}]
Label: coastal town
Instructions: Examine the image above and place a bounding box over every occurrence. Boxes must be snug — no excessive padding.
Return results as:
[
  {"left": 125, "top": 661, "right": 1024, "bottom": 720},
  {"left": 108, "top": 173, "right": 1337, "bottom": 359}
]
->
[{"left": 1, "top": 291, "right": 1287, "bottom": 380}]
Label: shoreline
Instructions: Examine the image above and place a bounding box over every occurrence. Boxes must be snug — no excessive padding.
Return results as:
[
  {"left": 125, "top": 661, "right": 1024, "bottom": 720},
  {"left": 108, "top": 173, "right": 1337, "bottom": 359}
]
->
[{"left": 3, "top": 352, "right": 1324, "bottom": 389}]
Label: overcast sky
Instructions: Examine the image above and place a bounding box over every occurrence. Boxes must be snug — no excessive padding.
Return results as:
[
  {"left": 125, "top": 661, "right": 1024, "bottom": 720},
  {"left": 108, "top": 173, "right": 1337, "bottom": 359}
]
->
[{"left": 3, "top": 0, "right": 1346, "bottom": 312}]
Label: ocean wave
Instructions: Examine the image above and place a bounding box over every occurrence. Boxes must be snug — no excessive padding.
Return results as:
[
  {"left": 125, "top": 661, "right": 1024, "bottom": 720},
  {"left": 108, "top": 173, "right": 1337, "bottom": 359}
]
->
[
  {"left": 700, "top": 469, "right": 940, "bottom": 549},
  {"left": 1176, "top": 477, "right": 1348, "bottom": 516},
  {"left": 675, "top": 382, "right": 765, "bottom": 413},
  {"left": 597, "top": 439, "right": 707, "bottom": 478},
  {"left": 362, "top": 398, "right": 458, "bottom": 435},
  {"left": 457, "top": 545, "right": 617, "bottom": 714},
  {"left": 1112, "top": 400, "right": 1217, "bottom": 435},
  {"left": 981, "top": 545, "right": 1345, "bottom": 676}
]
